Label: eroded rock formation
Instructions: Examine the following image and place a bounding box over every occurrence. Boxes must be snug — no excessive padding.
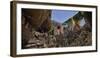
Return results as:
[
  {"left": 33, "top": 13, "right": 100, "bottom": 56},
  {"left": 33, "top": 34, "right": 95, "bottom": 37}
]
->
[{"left": 21, "top": 9, "right": 52, "bottom": 48}]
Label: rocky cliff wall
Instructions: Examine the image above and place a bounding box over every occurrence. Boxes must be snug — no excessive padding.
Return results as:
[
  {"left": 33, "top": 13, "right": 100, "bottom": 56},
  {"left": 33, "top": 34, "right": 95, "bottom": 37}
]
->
[{"left": 21, "top": 9, "right": 52, "bottom": 48}]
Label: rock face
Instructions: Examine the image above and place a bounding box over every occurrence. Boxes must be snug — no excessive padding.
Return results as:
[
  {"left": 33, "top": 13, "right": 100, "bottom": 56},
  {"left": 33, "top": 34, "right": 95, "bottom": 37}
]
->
[
  {"left": 22, "top": 9, "right": 51, "bottom": 32},
  {"left": 83, "top": 12, "right": 92, "bottom": 32},
  {"left": 21, "top": 9, "right": 52, "bottom": 48}
]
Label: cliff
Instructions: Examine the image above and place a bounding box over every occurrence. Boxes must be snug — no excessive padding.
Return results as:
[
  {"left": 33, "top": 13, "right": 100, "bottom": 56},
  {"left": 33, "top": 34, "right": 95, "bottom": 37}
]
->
[{"left": 22, "top": 9, "right": 52, "bottom": 48}]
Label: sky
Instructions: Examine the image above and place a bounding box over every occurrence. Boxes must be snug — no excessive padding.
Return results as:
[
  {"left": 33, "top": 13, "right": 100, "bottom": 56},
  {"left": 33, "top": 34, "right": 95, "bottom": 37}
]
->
[{"left": 51, "top": 10, "right": 78, "bottom": 23}]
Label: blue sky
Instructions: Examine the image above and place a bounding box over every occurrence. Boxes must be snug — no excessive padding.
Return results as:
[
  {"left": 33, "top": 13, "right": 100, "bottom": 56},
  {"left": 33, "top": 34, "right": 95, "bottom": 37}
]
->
[{"left": 51, "top": 10, "right": 78, "bottom": 23}]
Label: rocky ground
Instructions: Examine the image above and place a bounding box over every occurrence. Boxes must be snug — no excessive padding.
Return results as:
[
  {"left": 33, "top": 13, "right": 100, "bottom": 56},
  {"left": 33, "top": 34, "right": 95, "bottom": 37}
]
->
[{"left": 22, "top": 25, "right": 92, "bottom": 49}]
